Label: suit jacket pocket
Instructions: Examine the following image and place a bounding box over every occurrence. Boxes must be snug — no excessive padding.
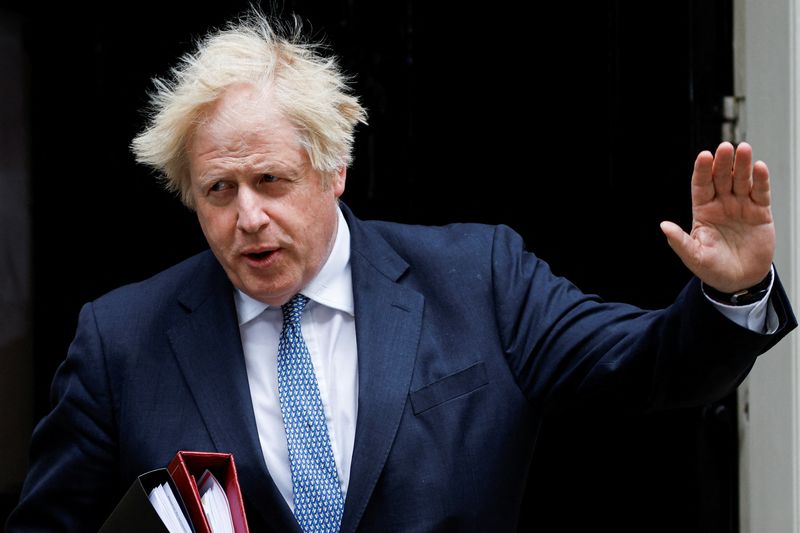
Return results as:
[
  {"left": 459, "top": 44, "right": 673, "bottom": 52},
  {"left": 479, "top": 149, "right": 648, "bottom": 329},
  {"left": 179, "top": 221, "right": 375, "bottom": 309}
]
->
[{"left": 410, "top": 361, "right": 488, "bottom": 415}]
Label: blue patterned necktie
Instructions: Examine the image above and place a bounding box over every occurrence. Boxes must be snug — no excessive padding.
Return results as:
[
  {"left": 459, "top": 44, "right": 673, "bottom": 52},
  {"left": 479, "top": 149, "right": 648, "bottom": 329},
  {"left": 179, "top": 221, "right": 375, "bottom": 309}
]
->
[{"left": 277, "top": 294, "right": 345, "bottom": 532}]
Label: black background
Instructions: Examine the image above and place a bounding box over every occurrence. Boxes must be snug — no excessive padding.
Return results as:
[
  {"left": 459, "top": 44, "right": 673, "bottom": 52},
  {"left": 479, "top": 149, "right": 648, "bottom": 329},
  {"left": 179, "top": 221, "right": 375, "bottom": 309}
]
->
[{"left": 6, "top": 0, "right": 737, "bottom": 530}]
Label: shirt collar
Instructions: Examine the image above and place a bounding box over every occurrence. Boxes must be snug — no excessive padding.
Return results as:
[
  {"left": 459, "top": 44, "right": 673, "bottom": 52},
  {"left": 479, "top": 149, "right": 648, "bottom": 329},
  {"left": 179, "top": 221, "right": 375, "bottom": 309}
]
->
[{"left": 235, "top": 205, "right": 353, "bottom": 326}]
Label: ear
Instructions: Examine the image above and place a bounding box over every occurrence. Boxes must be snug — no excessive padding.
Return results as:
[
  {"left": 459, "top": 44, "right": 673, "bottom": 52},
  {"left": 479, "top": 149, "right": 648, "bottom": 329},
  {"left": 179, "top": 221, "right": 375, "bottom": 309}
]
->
[{"left": 332, "top": 165, "right": 347, "bottom": 198}]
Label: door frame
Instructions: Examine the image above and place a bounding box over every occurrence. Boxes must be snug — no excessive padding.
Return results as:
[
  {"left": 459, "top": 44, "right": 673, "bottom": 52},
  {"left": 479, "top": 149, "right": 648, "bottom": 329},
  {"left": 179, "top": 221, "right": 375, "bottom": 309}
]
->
[{"left": 736, "top": 0, "right": 800, "bottom": 531}]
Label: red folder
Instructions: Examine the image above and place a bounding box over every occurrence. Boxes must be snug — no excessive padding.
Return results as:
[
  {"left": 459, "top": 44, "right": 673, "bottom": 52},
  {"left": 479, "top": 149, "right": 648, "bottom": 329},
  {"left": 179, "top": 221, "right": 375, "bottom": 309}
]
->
[{"left": 167, "top": 451, "right": 250, "bottom": 533}]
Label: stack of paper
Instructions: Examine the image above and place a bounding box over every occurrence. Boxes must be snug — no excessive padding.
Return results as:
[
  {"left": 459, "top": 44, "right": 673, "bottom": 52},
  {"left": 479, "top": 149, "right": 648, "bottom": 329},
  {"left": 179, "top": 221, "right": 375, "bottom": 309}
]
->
[
  {"left": 198, "top": 470, "right": 235, "bottom": 533},
  {"left": 148, "top": 482, "right": 193, "bottom": 533}
]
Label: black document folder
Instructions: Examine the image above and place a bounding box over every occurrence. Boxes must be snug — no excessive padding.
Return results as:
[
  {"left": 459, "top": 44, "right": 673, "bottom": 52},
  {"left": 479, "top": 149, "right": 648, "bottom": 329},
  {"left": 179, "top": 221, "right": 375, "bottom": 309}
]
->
[{"left": 98, "top": 468, "right": 195, "bottom": 533}]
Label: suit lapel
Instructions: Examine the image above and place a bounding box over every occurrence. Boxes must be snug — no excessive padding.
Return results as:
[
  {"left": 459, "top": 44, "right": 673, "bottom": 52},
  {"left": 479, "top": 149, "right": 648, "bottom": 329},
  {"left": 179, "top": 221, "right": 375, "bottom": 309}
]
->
[
  {"left": 339, "top": 208, "right": 424, "bottom": 533},
  {"left": 166, "top": 253, "right": 301, "bottom": 532},
  {"left": 166, "top": 210, "right": 424, "bottom": 533}
]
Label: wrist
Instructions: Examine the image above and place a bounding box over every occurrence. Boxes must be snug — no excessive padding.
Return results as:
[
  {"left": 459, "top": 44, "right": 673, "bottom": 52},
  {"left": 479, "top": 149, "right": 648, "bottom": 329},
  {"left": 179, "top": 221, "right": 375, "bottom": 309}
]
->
[{"left": 704, "top": 269, "right": 773, "bottom": 306}]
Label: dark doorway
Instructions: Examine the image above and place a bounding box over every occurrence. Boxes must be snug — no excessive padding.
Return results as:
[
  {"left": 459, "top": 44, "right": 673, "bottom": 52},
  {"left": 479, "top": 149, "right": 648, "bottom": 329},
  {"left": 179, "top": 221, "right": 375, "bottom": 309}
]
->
[{"left": 10, "top": 1, "right": 736, "bottom": 531}]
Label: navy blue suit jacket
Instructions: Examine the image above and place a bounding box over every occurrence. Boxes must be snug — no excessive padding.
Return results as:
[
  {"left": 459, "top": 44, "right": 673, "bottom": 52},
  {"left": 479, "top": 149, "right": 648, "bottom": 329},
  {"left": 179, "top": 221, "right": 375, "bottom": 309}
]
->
[{"left": 8, "top": 206, "right": 796, "bottom": 532}]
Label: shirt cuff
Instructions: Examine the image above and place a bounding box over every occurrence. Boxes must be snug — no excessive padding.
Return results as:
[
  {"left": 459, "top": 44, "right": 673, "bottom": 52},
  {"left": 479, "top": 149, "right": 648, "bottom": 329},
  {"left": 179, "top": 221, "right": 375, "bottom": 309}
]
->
[{"left": 703, "top": 265, "right": 778, "bottom": 334}]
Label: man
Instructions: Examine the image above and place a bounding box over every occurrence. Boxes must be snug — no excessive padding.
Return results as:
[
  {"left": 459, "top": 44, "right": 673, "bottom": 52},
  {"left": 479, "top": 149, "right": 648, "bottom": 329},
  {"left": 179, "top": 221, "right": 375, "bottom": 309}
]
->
[{"left": 7, "top": 11, "right": 796, "bottom": 533}]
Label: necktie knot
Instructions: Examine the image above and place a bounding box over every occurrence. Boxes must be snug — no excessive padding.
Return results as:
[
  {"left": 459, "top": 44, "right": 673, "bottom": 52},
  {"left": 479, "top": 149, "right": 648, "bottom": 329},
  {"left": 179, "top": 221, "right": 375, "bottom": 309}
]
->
[{"left": 281, "top": 294, "right": 309, "bottom": 327}]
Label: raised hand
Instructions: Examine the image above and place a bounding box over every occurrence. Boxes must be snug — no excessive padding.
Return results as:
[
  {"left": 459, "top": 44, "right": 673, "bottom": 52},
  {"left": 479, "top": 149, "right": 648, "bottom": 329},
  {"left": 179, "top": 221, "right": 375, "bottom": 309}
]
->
[{"left": 660, "top": 142, "right": 774, "bottom": 293}]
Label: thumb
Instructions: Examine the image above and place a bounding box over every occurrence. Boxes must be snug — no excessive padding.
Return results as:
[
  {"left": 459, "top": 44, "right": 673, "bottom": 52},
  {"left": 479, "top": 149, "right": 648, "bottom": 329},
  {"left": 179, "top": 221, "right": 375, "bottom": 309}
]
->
[{"left": 660, "top": 221, "right": 698, "bottom": 267}]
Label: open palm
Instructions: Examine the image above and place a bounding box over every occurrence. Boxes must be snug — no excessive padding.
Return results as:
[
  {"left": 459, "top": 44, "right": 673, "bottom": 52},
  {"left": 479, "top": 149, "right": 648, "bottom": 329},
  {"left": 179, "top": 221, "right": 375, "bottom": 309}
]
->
[{"left": 660, "top": 142, "right": 774, "bottom": 293}]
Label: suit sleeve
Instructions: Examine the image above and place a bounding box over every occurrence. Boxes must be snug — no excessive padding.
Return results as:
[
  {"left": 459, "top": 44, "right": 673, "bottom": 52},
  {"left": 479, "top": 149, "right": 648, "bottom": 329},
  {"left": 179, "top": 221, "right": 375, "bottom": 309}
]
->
[
  {"left": 6, "top": 302, "right": 119, "bottom": 532},
  {"left": 490, "top": 224, "right": 797, "bottom": 413}
]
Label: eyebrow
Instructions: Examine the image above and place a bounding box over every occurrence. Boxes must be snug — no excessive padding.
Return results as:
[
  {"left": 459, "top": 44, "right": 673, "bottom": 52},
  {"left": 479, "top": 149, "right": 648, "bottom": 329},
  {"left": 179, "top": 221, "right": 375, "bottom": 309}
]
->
[{"left": 193, "top": 158, "right": 304, "bottom": 185}]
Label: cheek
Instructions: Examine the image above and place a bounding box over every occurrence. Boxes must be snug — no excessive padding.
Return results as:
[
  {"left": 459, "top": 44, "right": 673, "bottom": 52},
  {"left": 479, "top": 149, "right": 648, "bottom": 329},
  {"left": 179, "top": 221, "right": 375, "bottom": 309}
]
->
[
  {"left": 197, "top": 208, "right": 234, "bottom": 247},
  {"left": 301, "top": 205, "right": 338, "bottom": 257}
]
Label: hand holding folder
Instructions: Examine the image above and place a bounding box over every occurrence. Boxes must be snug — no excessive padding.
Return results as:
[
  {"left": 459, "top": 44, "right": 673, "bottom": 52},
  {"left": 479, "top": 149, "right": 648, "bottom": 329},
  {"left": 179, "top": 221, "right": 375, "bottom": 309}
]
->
[{"left": 99, "top": 451, "right": 250, "bottom": 533}]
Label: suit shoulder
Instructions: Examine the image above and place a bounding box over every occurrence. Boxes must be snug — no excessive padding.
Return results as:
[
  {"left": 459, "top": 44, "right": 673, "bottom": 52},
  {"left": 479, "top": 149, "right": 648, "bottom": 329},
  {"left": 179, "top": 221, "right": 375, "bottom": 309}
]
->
[
  {"left": 362, "top": 219, "right": 527, "bottom": 261},
  {"left": 364, "top": 218, "right": 504, "bottom": 248},
  {"left": 90, "top": 250, "right": 218, "bottom": 314}
]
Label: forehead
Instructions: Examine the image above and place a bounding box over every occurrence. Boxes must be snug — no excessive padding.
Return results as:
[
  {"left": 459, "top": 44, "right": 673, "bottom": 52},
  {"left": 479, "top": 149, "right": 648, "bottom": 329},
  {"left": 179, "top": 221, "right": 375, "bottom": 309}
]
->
[
  {"left": 188, "top": 84, "right": 307, "bottom": 170},
  {"left": 197, "top": 83, "right": 290, "bottom": 141}
]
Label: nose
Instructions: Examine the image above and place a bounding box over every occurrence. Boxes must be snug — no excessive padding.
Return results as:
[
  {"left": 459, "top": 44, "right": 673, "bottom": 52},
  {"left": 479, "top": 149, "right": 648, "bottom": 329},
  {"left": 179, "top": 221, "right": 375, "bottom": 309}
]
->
[{"left": 236, "top": 187, "right": 269, "bottom": 233}]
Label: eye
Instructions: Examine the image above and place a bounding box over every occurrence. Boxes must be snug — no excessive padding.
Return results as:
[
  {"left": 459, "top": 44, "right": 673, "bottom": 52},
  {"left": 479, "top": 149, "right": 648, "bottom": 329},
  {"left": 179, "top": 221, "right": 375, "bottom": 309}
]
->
[
  {"left": 208, "top": 180, "right": 233, "bottom": 194},
  {"left": 260, "top": 174, "right": 278, "bottom": 184}
]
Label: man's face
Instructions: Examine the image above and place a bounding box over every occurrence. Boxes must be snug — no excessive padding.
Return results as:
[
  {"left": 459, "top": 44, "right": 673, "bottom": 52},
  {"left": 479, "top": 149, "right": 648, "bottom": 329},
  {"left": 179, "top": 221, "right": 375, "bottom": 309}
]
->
[{"left": 187, "top": 84, "right": 345, "bottom": 306}]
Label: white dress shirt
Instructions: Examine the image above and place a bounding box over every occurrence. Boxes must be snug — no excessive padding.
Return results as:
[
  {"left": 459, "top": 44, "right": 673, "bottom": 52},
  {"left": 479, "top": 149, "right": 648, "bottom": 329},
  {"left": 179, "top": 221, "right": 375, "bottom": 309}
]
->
[
  {"left": 703, "top": 265, "right": 778, "bottom": 334},
  {"left": 236, "top": 206, "right": 358, "bottom": 510},
  {"left": 235, "top": 206, "right": 775, "bottom": 510}
]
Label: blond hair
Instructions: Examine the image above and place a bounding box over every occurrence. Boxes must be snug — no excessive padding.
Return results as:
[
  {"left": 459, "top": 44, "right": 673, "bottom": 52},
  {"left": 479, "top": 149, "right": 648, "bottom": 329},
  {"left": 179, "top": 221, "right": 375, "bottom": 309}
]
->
[{"left": 131, "top": 11, "right": 367, "bottom": 208}]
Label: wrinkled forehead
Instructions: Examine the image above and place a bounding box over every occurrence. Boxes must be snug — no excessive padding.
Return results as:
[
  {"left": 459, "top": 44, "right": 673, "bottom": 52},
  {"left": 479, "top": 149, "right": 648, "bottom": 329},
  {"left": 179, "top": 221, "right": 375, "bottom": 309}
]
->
[
  {"left": 197, "top": 83, "right": 291, "bottom": 138},
  {"left": 185, "top": 83, "right": 316, "bottom": 181},
  {"left": 187, "top": 83, "right": 309, "bottom": 166}
]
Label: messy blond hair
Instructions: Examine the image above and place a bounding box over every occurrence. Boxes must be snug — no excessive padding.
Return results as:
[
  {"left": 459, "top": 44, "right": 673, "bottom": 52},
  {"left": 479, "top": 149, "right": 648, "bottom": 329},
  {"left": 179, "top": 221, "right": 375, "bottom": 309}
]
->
[{"left": 131, "top": 11, "right": 367, "bottom": 208}]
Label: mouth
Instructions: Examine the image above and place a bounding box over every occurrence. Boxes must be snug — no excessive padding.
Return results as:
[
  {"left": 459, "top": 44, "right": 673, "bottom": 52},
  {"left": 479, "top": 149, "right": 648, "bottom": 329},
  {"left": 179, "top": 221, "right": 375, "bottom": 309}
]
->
[
  {"left": 246, "top": 250, "right": 274, "bottom": 260},
  {"left": 241, "top": 247, "right": 279, "bottom": 265}
]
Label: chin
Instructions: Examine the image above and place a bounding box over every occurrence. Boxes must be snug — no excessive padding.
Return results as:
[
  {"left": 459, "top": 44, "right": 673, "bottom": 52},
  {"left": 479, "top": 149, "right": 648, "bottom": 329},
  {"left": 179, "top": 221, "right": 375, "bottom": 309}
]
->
[{"left": 247, "top": 283, "right": 297, "bottom": 305}]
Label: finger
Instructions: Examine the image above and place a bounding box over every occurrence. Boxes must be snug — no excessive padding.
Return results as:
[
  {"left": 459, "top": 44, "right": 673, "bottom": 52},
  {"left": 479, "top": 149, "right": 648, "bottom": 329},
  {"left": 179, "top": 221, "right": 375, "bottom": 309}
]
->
[
  {"left": 660, "top": 220, "right": 700, "bottom": 269},
  {"left": 732, "top": 142, "right": 754, "bottom": 196},
  {"left": 711, "top": 141, "right": 735, "bottom": 195},
  {"left": 751, "top": 159, "right": 771, "bottom": 206},
  {"left": 691, "top": 150, "right": 715, "bottom": 206}
]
